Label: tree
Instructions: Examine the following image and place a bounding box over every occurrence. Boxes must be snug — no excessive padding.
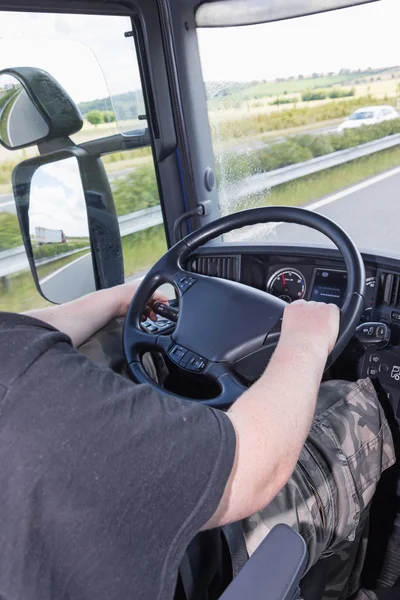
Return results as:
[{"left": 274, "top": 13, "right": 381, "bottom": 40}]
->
[
  {"left": 103, "top": 110, "right": 116, "bottom": 123},
  {"left": 86, "top": 110, "right": 104, "bottom": 126}
]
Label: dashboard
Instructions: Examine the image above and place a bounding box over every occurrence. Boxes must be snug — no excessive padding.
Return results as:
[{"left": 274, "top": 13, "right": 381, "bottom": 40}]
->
[{"left": 186, "top": 244, "right": 400, "bottom": 419}]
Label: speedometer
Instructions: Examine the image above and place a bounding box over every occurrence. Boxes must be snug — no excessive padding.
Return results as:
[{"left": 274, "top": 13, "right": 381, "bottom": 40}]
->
[{"left": 267, "top": 268, "right": 306, "bottom": 303}]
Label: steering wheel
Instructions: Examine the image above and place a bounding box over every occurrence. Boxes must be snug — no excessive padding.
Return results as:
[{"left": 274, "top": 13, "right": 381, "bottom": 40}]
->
[{"left": 123, "top": 207, "right": 365, "bottom": 407}]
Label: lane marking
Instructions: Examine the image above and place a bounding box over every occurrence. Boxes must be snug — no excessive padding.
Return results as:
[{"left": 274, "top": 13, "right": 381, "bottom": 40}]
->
[
  {"left": 40, "top": 252, "right": 91, "bottom": 286},
  {"left": 231, "top": 164, "right": 400, "bottom": 243},
  {"left": 305, "top": 164, "right": 400, "bottom": 212}
]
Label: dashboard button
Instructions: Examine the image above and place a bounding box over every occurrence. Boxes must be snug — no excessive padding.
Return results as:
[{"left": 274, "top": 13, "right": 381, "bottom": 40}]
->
[
  {"left": 169, "top": 345, "right": 187, "bottom": 365},
  {"left": 376, "top": 326, "right": 386, "bottom": 339},
  {"left": 367, "top": 367, "right": 378, "bottom": 377},
  {"left": 186, "top": 354, "right": 207, "bottom": 373},
  {"left": 379, "top": 364, "right": 389, "bottom": 373},
  {"left": 369, "top": 355, "right": 380, "bottom": 364},
  {"left": 180, "top": 351, "right": 194, "bottom": 367},
  {"left": 392, "top": 311, "right": 400, "bottom": 322}
]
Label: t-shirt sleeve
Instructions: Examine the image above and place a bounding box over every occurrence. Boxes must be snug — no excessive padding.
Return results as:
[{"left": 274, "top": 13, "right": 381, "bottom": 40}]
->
[{"left": 2, "top": 332, "right": 236, "bottom": 600}]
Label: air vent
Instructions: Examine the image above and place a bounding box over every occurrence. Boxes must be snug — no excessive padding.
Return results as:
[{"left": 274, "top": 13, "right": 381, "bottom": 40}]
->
[
  {"left": 188, "top": 256, "right": 239, "bottom": 281},
  {"left": 382, "top": 272, "right": 400, "bottom": 307}
]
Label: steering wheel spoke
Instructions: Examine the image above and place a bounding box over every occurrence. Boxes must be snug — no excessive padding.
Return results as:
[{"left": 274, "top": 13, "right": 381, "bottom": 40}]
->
[
  {"left": 155, "top": 333, "right": 174, "bottom": 354},
  {"left": 204, "top": 361, "right": 248, "bottom": 405}
]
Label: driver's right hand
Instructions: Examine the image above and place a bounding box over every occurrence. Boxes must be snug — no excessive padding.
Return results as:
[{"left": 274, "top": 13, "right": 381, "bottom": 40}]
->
[{"left": 281, "top": 299, "right": 340, "bottom": 355}]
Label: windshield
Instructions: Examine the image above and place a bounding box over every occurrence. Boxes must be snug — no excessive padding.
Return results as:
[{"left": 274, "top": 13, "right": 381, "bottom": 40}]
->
[
  {"left": 349, "top": 111, "right": 375, "bottom": 120},
  {"left": 197, "top": 0, "right": 400, "bottom": 257}
]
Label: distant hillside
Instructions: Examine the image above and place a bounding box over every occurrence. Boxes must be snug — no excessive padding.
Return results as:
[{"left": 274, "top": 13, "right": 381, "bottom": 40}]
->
[
  {"left": 78, "top": 90, "right": 145, "bottom": 120},
  {"left": 207, "top": 67, "right": 400, "bottom": 102},
  {"left": 78, "top": 67, "right": 400, "bottom": 117}
]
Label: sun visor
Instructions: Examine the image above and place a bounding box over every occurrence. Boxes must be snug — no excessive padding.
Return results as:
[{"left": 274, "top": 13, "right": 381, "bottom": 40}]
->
[{"left": 196, "top": 0, "right": 379, "bottom": 27}]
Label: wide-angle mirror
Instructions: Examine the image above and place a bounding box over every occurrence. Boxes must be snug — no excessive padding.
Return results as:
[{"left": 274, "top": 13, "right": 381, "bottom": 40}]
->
[
  {"left": 26, "top": 157, "right": 95, "bottom": 304},
  {"left": 0, "top": 73, "right": 49, "bottom": 149}
]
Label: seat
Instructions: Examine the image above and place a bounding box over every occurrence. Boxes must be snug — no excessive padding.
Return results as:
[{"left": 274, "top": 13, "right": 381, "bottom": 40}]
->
[
  {"left": 177, "top": 524, "right": 307, "bottom": 600},
  {"left": 220, "top": 524, "right": 307, "bottom": 600}
]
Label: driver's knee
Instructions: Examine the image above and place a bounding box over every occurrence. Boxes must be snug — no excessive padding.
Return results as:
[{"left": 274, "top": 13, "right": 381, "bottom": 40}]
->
[{"left": 309, "top": 378, "right": 395, "bottom": 538}]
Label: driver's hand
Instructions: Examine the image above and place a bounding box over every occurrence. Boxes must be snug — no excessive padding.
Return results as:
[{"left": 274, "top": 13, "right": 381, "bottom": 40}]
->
[
  {"left": 113, "top": 282, "right": 169, "bottom": 321},
  {"left": 281, "top": 300, "right": 340, "bottom": 355}
]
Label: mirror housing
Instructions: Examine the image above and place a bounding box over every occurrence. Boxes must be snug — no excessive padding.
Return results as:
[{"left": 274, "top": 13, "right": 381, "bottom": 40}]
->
[
  {"left": 13, "top": 147, "right": 124, "bottom": 303},
  {"left": 0, "top": 67, "right": 83, "bottom": 150}
]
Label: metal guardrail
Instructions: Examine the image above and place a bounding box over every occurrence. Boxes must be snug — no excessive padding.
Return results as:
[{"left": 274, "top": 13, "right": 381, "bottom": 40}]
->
[
  {"left": 0, "top": 207, "right": 164, "bottom": 278},
  {"left": 1, "top": 132, "right": 400, "bottom": 278},
  {"left": 219, "top": 132, "right": 400, "bottom": 205}
]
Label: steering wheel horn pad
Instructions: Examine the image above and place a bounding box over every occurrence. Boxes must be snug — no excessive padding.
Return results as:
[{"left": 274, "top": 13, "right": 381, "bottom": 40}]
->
[{"left": 123, "top": 207, "right": 365, "bottom": 407}]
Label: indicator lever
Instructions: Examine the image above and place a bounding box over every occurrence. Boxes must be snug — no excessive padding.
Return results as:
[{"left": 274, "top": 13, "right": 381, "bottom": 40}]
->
[
  {"left": 152, "top": 301, "right": 179, "bottom": 323},
  {"left": 353, "top": 322, "right": 390, "bottom": 349}
]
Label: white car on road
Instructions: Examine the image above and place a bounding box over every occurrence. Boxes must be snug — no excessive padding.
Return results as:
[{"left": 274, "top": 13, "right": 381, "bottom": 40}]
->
[{"left": 337, "top": 105, "right": 399, "bottom": 132}]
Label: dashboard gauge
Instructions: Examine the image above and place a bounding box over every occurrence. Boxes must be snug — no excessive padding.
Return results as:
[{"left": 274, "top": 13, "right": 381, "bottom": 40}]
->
[{"left": 267, "top": 268, "right": 306, "bottom": 303}]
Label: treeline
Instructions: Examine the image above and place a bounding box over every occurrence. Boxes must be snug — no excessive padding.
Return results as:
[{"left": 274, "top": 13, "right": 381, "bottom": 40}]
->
[
  {"left": 78, "top": 90, "right": 145, "bottom": 122},
  {"left": 301, "top": 88, "right": 355, "bottom": 101}
]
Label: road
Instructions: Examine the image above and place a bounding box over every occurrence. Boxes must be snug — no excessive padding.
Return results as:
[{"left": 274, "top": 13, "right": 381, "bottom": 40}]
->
[
  {"left": 233, "top": 166, "right": 400, "bottom": 257},
  {"left": 40, "top": 253, "right": 95, "bottom": 303},
  {"left": 6, "top": 89, "right": 48, "bottom": 148},
  {"left": 0, "top": 194, "right": 15, "bottom": 214}
]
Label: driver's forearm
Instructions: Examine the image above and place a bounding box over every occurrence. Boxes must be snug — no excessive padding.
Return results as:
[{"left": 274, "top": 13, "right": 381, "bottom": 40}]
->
[
  {"left": 208, "top": 332, "right": 327, "bottom": 528},
  {"left": 23, "top": 288, "right": 121, "bottom": 347}
]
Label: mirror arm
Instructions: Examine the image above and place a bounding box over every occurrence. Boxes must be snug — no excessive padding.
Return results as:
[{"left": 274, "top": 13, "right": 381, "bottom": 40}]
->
[
  {"left": 80, "top": 129, "right": 151, "bottom": 157},
  {"left": 38, "top": 137, "right": 75, "bottom": 155}
]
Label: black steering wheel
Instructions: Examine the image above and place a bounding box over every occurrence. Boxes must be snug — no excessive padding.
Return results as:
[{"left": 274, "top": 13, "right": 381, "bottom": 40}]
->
[{"left": 123, "top": 207, "right": 365, "bottom": 407}]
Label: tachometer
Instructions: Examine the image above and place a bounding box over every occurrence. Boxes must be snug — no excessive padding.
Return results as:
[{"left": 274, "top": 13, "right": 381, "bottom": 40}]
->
[{"left": 267, "top": 268, "right": 306, "bottom": 303}]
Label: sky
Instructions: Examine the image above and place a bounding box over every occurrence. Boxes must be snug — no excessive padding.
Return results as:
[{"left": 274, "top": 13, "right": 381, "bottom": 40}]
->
[
  {"left": 0, "top": 0, "right": 398, "bottom": 106},
  {"left": 29, "top": 159, "right": 90, "bottom": 238}
]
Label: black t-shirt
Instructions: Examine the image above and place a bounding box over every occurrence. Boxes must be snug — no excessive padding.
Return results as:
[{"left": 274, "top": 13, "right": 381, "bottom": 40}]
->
[{"left": 0, "top": 312, "right": 236, "bottom": 600}]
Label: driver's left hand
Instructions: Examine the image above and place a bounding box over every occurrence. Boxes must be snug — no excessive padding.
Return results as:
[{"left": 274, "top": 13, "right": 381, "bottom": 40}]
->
[{"left": 114, "top": 282, "right": 169, "bottom": 321}]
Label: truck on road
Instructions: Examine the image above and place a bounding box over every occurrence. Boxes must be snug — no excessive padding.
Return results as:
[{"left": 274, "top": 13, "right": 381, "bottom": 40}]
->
[{"left": 35, "top": 226, "right": 67, "bottom": 245}]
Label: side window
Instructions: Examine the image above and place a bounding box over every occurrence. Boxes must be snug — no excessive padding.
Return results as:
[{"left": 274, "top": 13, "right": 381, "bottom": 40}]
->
[{"left": 0, "top": 11, "right": 166, "bottom": 312}]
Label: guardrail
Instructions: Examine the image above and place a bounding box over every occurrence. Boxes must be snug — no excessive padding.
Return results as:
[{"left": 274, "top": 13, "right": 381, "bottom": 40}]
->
[
  {"left": 219, "top": 132, "right": 400, "bottom": 205},
  {"left": 0, "top": 206, "right": 164, "bottom": 279},
  {"left": 1, "top": 131, "right": 400, "bottom": 279}
]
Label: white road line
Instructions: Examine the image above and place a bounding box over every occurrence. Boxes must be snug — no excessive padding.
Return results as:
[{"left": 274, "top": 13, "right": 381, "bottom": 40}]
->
[
  {"left": 306, "top": 165, "right": 400, "bottom": 212},
  {"left": 40, "top": 252, "right": 91, "bottom": 286},
  {"left": 231, "top": 164, "right": 400, "bottom": 243}
]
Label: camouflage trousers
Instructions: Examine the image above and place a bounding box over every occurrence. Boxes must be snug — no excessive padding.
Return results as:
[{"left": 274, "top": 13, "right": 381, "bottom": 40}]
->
[{"left": 243, "top": 378, "right": 396, "bottom": 600}]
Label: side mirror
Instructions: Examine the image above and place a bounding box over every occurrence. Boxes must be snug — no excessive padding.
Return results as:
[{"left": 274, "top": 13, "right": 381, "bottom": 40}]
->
[
  {"left": 0, "top": 67, "right": 83, "bottom": 150},
  {"left": 13, "top": 148, "right": 124, "bottom": 304}
]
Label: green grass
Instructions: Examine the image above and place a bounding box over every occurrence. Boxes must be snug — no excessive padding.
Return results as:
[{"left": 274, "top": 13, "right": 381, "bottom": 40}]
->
[
  {"left": 228, "top": 144, "right": 400, "bottom": 214},
  {"left": 0, "top": 212, "right": 22, "bottom": 250},
  {"left": 122, "top": 225, "right": 167, "bottom": 279}
]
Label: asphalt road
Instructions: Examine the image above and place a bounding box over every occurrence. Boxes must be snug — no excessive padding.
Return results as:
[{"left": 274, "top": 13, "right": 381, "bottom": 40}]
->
[
  {"left": 40, "top": 252, "right": 96, "bottom": 303},
  {"left": 233, "top": 166, "right": 400, "bottom": 258},
  {"left": 275, "top": 168, "right": 400, "bottom": 254},
  {"left": 0, "top": 194, "right": 15, "bottom": 214},
  {"left": 6, "top": 90, "right": 48, "bottom": 148}
]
